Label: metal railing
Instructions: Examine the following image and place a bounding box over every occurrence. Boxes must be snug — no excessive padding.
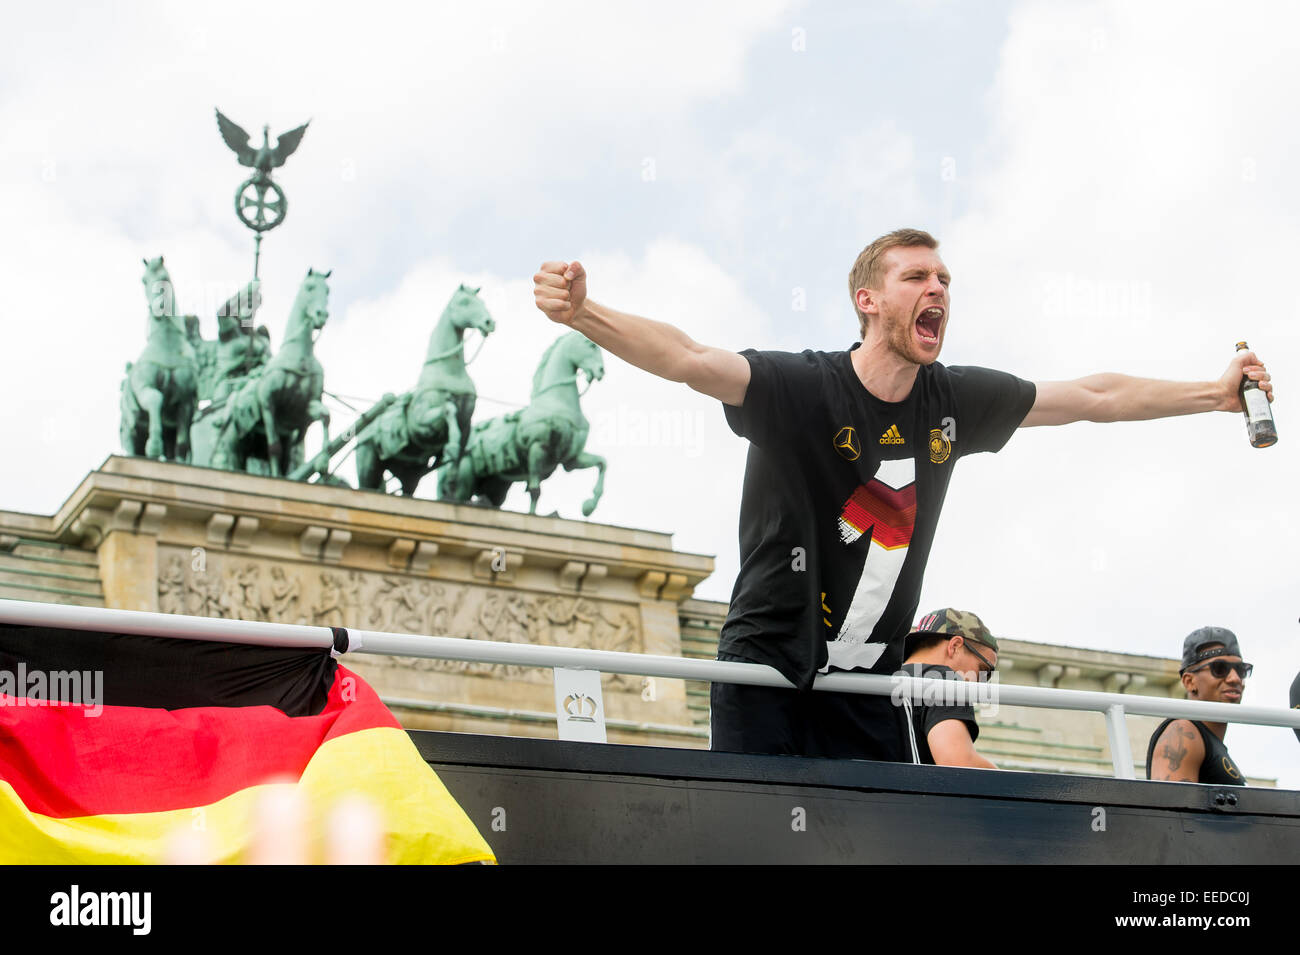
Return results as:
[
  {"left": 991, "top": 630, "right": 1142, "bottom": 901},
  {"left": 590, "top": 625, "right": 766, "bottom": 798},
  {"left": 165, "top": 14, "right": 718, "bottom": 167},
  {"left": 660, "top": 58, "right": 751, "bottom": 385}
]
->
[{"left": 3, "top": 597, "right": 1297, "bottom": 780}]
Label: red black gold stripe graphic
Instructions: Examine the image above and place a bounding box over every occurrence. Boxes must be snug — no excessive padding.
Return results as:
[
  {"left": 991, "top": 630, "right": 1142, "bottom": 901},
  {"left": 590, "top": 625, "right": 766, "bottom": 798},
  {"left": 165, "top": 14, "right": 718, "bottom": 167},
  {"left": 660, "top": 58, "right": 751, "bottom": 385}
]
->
[{"left": 837, "top": 479, "right": 917, "bottom": 548}]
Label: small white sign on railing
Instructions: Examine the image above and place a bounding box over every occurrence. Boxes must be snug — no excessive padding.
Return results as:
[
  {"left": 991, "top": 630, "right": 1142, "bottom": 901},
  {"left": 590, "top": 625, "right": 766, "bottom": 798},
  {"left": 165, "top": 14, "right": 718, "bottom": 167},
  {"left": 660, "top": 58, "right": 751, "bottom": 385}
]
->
[{"left": 553, "top": 667, "right": 607, "bottom": 743}]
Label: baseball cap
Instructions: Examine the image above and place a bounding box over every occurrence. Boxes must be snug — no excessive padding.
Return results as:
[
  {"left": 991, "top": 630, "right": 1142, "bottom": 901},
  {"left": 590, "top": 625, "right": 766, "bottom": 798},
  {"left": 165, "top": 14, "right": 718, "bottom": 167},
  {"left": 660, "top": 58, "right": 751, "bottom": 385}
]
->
[
  {"left": 907, "top": 608, "right": 999, "bottom": 655},
  {"left": 1180, "top": 626, "right": 1242, "bottom": 673}
]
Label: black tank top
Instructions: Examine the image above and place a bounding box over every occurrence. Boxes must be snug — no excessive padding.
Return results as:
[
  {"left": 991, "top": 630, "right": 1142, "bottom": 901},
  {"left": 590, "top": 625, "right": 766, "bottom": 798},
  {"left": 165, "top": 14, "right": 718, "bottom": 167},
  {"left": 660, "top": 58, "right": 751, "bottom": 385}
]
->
[{"left": 1145, "top": 719, "right": 1244, "bottom": 786}]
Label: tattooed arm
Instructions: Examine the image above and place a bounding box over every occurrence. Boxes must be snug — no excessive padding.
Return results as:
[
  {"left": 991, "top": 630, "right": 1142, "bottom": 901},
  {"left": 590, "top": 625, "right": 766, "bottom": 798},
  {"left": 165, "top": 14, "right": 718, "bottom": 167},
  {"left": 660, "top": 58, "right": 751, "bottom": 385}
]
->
[{"left": 1150, "top": 720, "right": 1205, "bottom": 782}]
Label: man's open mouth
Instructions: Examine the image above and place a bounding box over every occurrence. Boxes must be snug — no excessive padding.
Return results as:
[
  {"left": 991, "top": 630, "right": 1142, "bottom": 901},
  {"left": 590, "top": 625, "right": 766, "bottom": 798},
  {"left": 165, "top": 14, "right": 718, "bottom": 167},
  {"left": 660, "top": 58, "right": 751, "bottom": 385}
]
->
[{"left": 915, "top": 306, "right": 944, "bottom": 344}]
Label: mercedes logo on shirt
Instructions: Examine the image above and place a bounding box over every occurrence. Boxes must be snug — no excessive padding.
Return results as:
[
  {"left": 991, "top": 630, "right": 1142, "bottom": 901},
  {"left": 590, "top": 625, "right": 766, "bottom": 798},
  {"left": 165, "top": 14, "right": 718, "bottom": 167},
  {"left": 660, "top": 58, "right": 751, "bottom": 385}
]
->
[{"left": 833, "top": 426, "right": 861, "bottom": 460}]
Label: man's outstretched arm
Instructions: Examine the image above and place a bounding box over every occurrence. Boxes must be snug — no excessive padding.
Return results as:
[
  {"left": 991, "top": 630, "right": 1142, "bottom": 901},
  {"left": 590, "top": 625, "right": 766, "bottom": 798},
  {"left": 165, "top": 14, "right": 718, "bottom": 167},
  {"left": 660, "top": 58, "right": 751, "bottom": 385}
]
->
[
  {"left": 1021, "top": 350, "right": 1274, "bottom": 427},
  {"left": 534, "top": 260, "right": 751, "bottom": 407}
]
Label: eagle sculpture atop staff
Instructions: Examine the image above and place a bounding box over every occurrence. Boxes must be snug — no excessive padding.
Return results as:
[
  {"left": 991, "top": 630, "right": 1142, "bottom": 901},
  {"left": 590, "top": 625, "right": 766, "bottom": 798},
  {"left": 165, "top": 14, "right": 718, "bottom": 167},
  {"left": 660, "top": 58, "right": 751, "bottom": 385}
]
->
[
  {"left": 216, "top": 108, "right": 310, "bottom": 275},
  {"left": 216, "top": 110, "right": 310, "bottom": 180}
]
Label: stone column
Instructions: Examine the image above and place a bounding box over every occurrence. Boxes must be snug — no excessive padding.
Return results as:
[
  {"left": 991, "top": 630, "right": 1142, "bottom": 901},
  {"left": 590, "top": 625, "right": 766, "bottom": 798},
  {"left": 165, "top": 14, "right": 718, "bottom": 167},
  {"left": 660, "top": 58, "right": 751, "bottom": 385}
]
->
[{"left": 96, "top": 500, "right": 166, "bottom": 612}]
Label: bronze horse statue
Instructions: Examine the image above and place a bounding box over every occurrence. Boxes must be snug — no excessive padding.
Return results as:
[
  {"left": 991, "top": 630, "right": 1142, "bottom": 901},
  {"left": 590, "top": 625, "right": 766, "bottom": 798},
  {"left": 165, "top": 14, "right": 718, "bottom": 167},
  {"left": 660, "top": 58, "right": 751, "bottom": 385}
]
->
[
  {"left": 120, "top": 256, "right": 199, "bottom": 461},
  {"left": 439, "top": 331, "right": 606, "bottom": 516},
  {"left": 355, "top": 285, "right": 496, "bottom": 495},
  {"left": 210, "top": 268, "right": 331, "bottom": 477}
]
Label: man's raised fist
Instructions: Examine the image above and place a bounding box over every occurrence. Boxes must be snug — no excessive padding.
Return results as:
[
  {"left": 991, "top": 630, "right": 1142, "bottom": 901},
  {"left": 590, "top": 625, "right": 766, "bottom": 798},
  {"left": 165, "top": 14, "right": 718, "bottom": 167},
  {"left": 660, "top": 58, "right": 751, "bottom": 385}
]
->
[{"left": 534, "top": 260, "right": 588, "bottom": 326}]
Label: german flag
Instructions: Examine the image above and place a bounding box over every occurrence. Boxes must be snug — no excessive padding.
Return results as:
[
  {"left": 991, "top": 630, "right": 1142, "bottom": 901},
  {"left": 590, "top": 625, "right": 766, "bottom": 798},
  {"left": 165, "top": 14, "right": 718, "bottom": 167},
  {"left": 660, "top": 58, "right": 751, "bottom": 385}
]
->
[{"left": 0, "top": 622, "right": 495, "bottom": 864}]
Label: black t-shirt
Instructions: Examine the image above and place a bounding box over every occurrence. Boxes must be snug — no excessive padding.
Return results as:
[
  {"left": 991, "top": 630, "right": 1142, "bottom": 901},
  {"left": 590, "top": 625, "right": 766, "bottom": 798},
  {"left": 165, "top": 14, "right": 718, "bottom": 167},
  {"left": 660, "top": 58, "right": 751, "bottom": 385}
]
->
[
  {"left": 720, "top": 344, "right": 1036, "bottom": 690},
  {"left": 1145, "top": 719, "right": 1245, "bottom": 786},
  {"left": 895, "top": 662, "right": 981, "bottom": 764}
]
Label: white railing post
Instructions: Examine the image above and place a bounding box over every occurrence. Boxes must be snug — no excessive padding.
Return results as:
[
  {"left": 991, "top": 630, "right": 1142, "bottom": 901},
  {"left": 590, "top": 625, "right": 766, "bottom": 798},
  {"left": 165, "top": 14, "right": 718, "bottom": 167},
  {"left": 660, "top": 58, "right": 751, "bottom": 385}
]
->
[{"left": 1105, "top": 703, "right": 1135, "bottom": 779}]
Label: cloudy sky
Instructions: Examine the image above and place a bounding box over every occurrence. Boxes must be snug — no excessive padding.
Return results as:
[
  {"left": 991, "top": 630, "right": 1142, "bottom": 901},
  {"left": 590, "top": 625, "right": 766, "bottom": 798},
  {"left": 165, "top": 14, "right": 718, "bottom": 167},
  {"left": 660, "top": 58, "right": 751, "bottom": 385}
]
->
[{"left": 2, "top": 0, "right": 1296, "bottom": 785}]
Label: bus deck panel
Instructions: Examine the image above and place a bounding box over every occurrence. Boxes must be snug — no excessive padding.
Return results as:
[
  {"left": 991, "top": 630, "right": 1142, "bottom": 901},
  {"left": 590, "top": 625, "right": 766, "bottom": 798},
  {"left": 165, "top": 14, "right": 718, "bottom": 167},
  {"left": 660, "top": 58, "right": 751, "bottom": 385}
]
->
[{"left": 411, "top": 731, "right": 1300, "bottom": 864}]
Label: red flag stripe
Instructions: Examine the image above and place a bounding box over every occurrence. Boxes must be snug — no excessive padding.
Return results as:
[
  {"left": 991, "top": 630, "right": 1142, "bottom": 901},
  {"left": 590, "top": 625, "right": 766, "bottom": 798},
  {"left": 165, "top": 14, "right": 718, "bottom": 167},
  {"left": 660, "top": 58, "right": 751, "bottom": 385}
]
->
[{"left": 0, "top": 667, "right": 398, "bottom": 819}]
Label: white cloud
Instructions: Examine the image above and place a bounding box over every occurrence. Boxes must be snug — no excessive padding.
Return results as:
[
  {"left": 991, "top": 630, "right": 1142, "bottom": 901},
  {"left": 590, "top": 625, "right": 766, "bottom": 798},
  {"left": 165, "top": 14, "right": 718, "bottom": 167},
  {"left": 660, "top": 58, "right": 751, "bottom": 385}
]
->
[
  {"left": 314, "top": 239, "right": 760, "bottom": 598},
  {"left": 930, "top": 0, "right": 1300, "bottom": 786},
  {"left": 0, "top": 0, "right": 794, "bottom": 519},
  {"left": 0, "top": 1, "right": 797, "bottom": 243}
]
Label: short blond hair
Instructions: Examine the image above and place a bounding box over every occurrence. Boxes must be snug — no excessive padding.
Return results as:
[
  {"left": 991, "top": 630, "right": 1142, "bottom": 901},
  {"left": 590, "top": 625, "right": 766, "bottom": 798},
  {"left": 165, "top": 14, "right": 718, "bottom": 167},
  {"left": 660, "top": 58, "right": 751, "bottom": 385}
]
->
[{"left": 848, "top": 228, "right": 939, "bottom": 337}]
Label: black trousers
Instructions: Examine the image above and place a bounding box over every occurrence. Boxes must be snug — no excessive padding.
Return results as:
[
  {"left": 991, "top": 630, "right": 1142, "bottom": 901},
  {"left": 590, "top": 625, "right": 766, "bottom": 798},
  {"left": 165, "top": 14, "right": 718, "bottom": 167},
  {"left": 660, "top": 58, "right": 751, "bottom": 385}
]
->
[{"left": 709, "top": 653, "right": 903, "bottom": 762}]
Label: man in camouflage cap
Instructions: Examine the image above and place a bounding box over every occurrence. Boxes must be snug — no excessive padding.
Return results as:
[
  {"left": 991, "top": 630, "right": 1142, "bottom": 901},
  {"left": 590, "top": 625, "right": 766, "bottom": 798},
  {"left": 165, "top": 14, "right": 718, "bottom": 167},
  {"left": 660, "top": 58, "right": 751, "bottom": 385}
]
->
[{"left": 892, "top": 608, "right": 999, "bottom": 768}]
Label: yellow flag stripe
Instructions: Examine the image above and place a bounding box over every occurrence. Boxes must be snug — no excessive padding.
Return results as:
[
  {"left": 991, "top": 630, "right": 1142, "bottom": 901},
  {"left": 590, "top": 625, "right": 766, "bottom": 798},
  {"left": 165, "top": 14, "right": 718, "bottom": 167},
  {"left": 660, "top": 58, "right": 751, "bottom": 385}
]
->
[{"left": 0, "top": 727, "right": 495, "bottom": 865}]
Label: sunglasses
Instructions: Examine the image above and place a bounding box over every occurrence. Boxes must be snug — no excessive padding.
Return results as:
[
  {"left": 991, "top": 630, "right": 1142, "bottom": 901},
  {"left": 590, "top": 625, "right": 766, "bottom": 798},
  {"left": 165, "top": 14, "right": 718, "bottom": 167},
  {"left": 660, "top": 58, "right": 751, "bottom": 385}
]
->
[
  {"left": 1186, "top": 660, "right": 1253, "bottom": 680},
  {"left": 960, "top": 639, "right": 996, "bottom": 676}
]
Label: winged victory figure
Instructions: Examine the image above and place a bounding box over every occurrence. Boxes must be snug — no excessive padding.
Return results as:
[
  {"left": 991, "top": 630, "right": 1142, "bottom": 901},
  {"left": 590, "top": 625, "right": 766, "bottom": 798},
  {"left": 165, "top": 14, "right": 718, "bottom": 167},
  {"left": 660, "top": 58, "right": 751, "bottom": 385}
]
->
[{"left": 215, "top": 109, "right": 310, "bottom": 179}]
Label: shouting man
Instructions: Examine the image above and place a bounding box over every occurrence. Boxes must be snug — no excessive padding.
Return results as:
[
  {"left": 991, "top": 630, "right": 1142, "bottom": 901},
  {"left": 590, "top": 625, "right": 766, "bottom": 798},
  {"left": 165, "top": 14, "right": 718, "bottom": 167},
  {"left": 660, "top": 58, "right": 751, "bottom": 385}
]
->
[{"left": 533, "top": 228, "right": 1274, "bottom": 761}]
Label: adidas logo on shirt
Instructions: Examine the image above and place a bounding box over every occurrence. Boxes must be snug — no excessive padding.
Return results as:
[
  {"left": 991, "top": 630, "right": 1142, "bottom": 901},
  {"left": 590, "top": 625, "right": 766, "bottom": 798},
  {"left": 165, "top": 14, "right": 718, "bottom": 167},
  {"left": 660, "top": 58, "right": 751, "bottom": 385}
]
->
[{"left": 879, "top": 425, "right": 905, "bottom": 445}]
